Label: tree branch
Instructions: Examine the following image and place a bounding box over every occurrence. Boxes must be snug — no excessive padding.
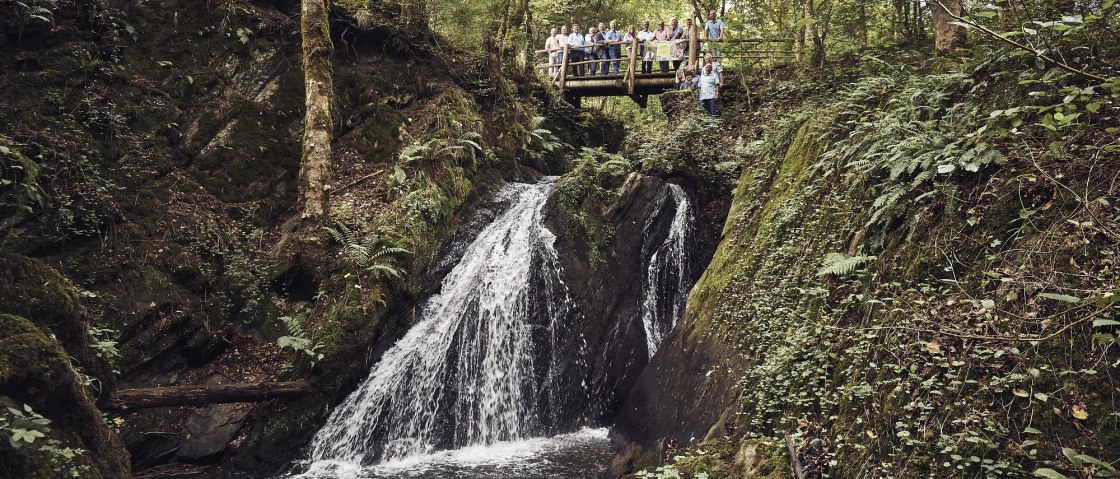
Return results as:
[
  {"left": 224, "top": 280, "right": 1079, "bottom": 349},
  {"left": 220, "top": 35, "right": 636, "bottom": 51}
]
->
[{"left": 932, "top": 0, "right": 1107, "bottom": 83}]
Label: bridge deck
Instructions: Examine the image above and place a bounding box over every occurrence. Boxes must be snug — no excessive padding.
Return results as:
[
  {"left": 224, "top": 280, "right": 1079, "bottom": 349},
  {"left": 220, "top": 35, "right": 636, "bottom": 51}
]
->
[{"left": 536, "top": 30, "right": 794, "bottom": 107}]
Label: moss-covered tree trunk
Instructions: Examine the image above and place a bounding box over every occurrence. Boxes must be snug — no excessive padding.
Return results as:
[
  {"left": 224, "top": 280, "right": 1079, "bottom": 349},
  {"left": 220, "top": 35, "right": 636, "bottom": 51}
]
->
[
  {"left": 298, "top": 0, "right": 333, "bottom": 242},
  {"left": 931, "top": 0, "right": 966, "bottom": 53}
]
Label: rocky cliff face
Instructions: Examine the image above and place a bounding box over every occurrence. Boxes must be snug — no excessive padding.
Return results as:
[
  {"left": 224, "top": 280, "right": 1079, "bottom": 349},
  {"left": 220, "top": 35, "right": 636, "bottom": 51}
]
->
[
  {"left": 0, "top": 254, "right": 131, "bottom": 478},
  {"left": 611, "top": 71, "right": 1120, "bottom": 478},
  {"left": 0, "top": 0, "right": 609, "bottom": 476}
]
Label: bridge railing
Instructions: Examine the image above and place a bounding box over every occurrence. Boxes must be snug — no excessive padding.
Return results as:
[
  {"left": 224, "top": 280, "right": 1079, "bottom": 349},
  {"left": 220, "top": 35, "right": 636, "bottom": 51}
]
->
[{"left": 534, "top": 28, "right": 795, "bottom": 95}]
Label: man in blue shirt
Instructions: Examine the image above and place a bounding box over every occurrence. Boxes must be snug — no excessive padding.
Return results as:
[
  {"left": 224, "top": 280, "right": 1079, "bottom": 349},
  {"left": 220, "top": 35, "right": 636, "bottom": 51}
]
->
[
  {"left": 568, "top": 24, "right": 587, "bottom": 76},
  {"left": 603, "top": 20, "right": 622, "bottom": 75},
  {"left": 704, "top": 10, "right": 725, "bottom": 62}
]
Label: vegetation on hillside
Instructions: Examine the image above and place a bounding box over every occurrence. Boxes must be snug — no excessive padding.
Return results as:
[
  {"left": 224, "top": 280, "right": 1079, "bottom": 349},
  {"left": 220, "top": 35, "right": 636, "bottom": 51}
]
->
[{"left": 1, "top": 0, "right": 1118, "bottom": 477}]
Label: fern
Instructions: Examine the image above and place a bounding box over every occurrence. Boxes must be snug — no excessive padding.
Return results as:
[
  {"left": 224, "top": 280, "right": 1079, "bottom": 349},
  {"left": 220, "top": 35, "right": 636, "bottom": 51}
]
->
[
  {"left": 276, "top": 312, "right": 322, "bottom": 368},
  {"left": 324, "top": 222, "right": 411, "bottom": 281},
  {"left": 818, "top": 253, "right": 877, "bottom": 277}
]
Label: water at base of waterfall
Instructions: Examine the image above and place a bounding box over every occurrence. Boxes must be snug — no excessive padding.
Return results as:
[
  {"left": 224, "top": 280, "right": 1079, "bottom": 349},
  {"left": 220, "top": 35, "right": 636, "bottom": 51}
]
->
[{"left": 288, "top": 428, "right": 612, "bottom": 479}]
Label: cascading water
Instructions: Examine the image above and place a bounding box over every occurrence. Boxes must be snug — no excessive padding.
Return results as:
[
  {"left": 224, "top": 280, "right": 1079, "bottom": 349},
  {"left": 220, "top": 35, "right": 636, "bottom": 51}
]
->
[
  {"left": 305, "top": 178, "right": 574, "bottom": 466},
  {"left": 639, "top": 184, "right": 694, "bottom": 358}
]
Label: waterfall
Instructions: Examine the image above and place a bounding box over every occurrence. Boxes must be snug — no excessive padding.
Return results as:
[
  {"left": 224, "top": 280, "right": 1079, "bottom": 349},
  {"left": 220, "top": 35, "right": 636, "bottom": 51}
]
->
[
  {"left": 639, "top": 184, "right": 694, "bottom": 358},
  {"left": 306, "top": 178, "right": 573, "bottom": 465}
]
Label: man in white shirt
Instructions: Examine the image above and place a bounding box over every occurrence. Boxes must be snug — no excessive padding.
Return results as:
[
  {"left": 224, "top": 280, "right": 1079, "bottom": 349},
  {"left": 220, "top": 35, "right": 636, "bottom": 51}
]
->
[
  {"left": 698, "top": 63, "right": 720, "bottom": 115},
  {"left": 545, "top": 28, "right": 560, "bottom": 78},
  {"left": 637, "top": 20, "right": 653, "bottom": 74},
  {"left": 556, "top": 25, "right": 570, "bottom": 76},
  {"left": 567, "top": 24, "right": 587, "bottom": 76}
]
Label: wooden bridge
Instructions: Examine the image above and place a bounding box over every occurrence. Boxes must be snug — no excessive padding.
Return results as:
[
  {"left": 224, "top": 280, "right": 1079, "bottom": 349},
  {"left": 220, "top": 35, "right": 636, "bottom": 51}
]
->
[{"left": 536, "top": 27, "right": 793, "bottom": 107}]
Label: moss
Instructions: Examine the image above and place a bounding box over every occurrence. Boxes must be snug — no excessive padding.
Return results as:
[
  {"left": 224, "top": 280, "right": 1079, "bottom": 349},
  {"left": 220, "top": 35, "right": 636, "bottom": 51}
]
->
[
  {"left": 647, "top": 68, "right": 1120, "bottom": 479},
  {"left": 0, "top": 253, "right": 115, "bottom": 387},
  {"left": 0, "top": 314, "right": 130, "bottom": 478}
]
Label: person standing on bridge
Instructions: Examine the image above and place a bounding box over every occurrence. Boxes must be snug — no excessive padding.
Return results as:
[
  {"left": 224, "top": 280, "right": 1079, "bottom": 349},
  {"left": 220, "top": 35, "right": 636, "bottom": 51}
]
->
[
  {"left": 704, "top": 10, "right": 725, "bottom": 62},
  {"left": 556, "top": 25, "right": 570, "bottom": 76},
  {"left": 654, "top": 21, "right": 671, "bottom": 73},
  {"left": 545, "top": 28, "right": 560, "bottom": 79},
  {"left": 638, "top": 21, "right": 653, "bottom": 75},
  {"left": 669, "top": 18, "right": 685, "bottom": 72},
  {"left": 698, "top": 63, "right": 720, "bottom": 116},
  {"left": 604, "top": 21, "right": 622, "bottom": 75},
  {"left": 567, "top": 24, "right": 587, "bottom": 77},
  {"left": 586, "top": 26, "right": 601, "bottom": 76},
  {"left": 682, "top": 18, "right": 695, "bottom": 69}
]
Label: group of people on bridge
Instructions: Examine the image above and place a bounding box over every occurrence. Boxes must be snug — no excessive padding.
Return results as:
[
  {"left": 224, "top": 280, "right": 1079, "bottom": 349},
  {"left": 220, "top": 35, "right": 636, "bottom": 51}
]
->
[{"left": 543, "top": 11, "right": 726, "bottom": 79}]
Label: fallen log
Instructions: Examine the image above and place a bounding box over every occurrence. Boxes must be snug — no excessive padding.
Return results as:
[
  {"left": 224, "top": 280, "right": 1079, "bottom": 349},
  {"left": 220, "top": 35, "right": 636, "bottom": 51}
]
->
[{"left": 105, "top": 381, "right": 314, "bottom": 412}]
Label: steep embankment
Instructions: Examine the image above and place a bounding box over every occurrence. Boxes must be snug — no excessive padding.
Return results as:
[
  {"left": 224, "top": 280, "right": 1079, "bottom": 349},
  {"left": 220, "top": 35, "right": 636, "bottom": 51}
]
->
[{"left": 614, "top": 63, "right": 1120, "bottom": 478}]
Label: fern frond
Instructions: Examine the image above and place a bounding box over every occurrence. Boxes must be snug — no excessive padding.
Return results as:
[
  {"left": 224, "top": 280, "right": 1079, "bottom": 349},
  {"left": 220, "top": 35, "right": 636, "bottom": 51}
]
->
[{"left": 818, "top": 253, "right": 877, "bottom": 277}]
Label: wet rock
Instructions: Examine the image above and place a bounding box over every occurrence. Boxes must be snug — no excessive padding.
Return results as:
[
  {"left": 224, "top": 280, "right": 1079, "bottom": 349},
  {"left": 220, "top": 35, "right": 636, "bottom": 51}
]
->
[{"left": 177, "top": 376, "right": 253, "bottom": 461}]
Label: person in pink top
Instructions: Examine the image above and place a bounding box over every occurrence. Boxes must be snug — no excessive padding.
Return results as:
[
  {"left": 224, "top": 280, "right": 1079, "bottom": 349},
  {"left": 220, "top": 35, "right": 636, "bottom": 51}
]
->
[{"left": 653, "top": 21, "right": 671, "bottom": 73}]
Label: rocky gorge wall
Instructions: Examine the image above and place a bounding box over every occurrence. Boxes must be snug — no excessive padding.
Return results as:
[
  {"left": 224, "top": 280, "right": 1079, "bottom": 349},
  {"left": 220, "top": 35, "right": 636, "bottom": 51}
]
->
[
  {"left": 0, "top": 0, "right": 620, "bottom": 476},
  {"left": 610, "top": 68, "right": 1120, "bottom": 478}
]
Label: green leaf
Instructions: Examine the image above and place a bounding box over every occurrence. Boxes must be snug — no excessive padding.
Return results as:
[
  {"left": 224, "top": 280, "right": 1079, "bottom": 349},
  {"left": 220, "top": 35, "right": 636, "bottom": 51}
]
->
[
  {"left": 1092, "top": 319, "right": 1120, "bottom": 328},
  {"left": 1033, "top": 468, "right": 1069, "bottom": 479},
  {"left": 1062, "top": 447, "right": 1083, "bottom": 467},
  {"left": 1038, "top": 293, "right": 1081, "bottom": 303},
  {"left": 1023, "top": 426, "right": 1042, "bottom": 434},
  {"left": 973, "top": 10, "right": 997, "bottom": 18},
  {"left": 982, "top": 299, "right": 995, "bottom": 310}
]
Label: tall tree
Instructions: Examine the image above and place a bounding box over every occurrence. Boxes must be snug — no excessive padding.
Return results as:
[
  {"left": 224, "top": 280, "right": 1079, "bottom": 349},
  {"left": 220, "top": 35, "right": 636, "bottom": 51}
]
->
[
  {"left": 298, "top": 0, "right": 334, "bottom": 242},
  {"left": 930, "top": 0, "right": 966, "bottom": 52}
]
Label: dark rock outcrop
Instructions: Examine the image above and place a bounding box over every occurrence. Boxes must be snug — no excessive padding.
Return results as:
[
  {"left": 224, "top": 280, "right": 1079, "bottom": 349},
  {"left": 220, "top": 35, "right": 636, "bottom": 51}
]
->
[{"left": 0, "top": 255, "right": 131, "bottom": 478}]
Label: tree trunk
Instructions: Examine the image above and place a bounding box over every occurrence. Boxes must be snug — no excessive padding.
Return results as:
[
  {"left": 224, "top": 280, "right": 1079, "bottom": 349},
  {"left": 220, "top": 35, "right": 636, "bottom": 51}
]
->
[
  {"left": 104, "top": 382, "right": 314, "bottom": 411},
  {"left": 298, "top": 0, "right": 333, "bottom": 240},
  {"left": 931, "top": 0, "right": 967, "bottom": 53},
  {"left": 858, "top": 3, "right": 868, "bottom": 49},
  {"left": 804, "top": 0, "right": 824, "bottom": 68}
]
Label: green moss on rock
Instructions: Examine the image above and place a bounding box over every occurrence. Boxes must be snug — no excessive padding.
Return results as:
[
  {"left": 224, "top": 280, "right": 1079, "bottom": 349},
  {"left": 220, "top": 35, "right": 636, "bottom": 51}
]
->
[{"left": 0, "top": 314, "right": 130, "bottom": 478}]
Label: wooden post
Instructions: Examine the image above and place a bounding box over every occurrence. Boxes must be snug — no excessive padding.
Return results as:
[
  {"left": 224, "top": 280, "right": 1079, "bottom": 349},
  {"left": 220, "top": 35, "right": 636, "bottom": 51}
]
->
[
  {"left": 627, "top": 36, "right": 637, "bottom": 94},
  {"left": 559, "top": 44, "right": 569, "bottom": 91},
  {"left": 689, "top": 22, "right": 699, "bottom": 70}
]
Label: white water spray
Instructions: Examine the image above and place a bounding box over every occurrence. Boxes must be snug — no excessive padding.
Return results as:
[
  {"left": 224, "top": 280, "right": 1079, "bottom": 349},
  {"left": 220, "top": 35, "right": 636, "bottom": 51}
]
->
[
  {"left": 639, "top": 184, "right": 694, "bottom": 358},
  {"left": 306, "top": 179, "right": 571, "bottom": 465}
]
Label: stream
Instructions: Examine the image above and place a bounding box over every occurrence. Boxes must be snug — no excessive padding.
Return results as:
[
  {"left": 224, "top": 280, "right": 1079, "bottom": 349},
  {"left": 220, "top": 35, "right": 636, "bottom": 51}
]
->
[{"left": 283, "top": 177, "right": 696, "bottom": 478}]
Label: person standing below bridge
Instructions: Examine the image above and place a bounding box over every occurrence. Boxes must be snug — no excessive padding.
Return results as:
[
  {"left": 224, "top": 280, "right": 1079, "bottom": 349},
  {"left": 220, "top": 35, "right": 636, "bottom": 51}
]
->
[
  {"left": 654, "top": 21, "right": 671, "bottom": 73},
  {"left": 603, "top": 20, "right": 622, "bottom": 75},
  {"left": 545, "top": 28, "right": 560, "bottom": 79},
  {"left": 567, "top": 24, "right": 587, "bottom": 77},
  {"left": 698, "top": 63, "right": 720, "bottom": 115},
  {"left": 638, "top": 21, "right": 653, "bottom": 75},
  {"left": 704, "top": 10, "right": 725, "bottom": 62}
]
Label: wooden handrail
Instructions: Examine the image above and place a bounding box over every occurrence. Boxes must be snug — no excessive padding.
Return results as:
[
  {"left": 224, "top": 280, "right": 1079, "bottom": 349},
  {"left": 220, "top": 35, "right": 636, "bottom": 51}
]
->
[{"left": 559, "top": 44, "right": 569, "bottom": 91}]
